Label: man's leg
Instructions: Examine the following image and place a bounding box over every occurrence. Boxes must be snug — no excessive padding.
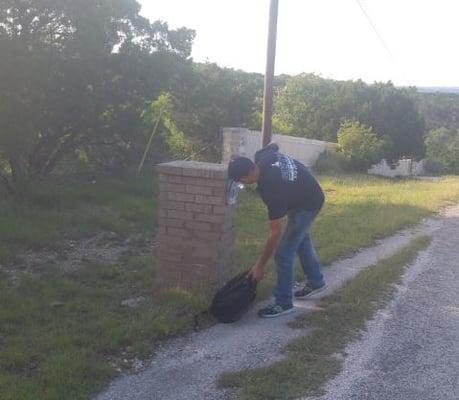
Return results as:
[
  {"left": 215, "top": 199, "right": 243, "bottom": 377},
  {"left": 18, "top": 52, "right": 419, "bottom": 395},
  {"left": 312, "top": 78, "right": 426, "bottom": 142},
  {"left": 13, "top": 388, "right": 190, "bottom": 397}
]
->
[
  {"left": 272, "top": 211, "right": 309, "bottom": 306},
  {"left": 297, "top": 232, "right": 325, "bottom": 288},
  {"left": 295, "top": 209, "right": 325, "bottom": 297}
]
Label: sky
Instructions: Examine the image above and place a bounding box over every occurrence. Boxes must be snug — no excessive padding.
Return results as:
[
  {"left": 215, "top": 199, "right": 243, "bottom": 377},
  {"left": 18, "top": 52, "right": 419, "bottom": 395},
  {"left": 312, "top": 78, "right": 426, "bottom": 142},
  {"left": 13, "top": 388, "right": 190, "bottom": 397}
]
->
[{"left": 140, "top": 0, "right": 459, "bottom": 87}]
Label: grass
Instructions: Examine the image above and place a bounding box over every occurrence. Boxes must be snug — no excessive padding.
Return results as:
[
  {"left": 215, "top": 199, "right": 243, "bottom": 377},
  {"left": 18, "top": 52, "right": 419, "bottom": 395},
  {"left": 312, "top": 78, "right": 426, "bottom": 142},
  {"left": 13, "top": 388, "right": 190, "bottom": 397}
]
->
[
  {"left": 218, "top": 235, "right": 432, "bottom": 399},
  {"left": 0, "top": 174, "right": 459, "bottom": 399},
  {"left": 0, "top": 256, "right": 208, "bottom": 400},
  {"left": 0, "top": 175, "right": 157, "bottom": 263}
]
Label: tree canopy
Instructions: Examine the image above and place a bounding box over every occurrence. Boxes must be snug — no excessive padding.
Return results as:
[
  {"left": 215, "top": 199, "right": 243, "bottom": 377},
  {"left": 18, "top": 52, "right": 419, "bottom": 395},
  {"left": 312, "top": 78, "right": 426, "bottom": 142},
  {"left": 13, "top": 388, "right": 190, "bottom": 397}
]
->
[
  {"left": 271, "top": 74, "right": 425, "bottom": 160},
  {"left": 0, "top": 0, "right": 194, "bottom": 190}
]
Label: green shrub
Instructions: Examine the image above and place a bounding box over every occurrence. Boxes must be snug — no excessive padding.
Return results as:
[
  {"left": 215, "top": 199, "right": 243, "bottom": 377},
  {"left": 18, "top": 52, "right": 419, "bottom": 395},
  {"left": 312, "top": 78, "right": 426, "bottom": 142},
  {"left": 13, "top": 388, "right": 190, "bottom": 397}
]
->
[
  {"left": 337, "top": 120, "right": 388, "bottom": 171},
  {"left": 314, "top": 148, "right": 350, "bottom": 174}
]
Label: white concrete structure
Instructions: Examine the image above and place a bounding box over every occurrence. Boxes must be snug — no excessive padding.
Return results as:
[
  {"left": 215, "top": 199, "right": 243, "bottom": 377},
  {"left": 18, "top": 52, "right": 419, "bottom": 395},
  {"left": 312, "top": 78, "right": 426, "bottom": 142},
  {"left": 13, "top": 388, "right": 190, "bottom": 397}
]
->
[
  {"left": 222, "top": 127, "right": 334, "bottom": 167},
  {"left": 368, "top": 159, "right": 426, "bottom": 178}
]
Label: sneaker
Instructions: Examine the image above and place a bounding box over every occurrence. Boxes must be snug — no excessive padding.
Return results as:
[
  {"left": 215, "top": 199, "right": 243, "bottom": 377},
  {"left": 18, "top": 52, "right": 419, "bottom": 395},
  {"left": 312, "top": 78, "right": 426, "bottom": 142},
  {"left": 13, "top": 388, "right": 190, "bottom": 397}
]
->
[
  {"left": 258, "top": 303, "right": 294, "bottom": 318},
  {"left": 294, "top": 283, "right": 327, "bottom": 299}
]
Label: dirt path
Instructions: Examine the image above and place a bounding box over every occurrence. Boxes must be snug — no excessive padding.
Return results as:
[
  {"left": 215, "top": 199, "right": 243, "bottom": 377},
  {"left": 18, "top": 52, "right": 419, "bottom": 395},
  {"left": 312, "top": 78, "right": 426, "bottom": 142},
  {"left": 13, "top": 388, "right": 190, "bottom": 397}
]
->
[
  {"left": 308, "top": 205, "right": 459, "bottom": 400},
  {"left": 95, "top": 206, "right": 453, "bottom": 400}
]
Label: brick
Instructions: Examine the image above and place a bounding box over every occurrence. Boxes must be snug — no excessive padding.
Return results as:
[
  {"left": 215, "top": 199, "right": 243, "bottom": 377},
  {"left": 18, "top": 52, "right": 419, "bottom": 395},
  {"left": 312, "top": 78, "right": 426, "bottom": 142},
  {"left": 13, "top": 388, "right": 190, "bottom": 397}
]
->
[
  {"left": 186, "top": 184, "right": 213, "bottom": 195},
  {"left": 179, "top": 164, "right": 228, "bottom": 180},
  {"left": 195, "top": 213, "right": 226, "bottom": 224},
  {"left": 164, "top": 201, "right": 185, "bottom": 211},
  {"left": 159, "top": 242, "right": 182, "bottom": 253},
  {"left": 210, "top": 169, "right": 227, "bottom": 180},
  {"left": 181, "top": 176, "right": 227, "bottom": 188},
  {"left": 185, "top": 203, "right": 212, "bottom": 213},
  {"left": 189, "top": 239, "right": 216, "bottom": 250},
  {"left": 184, "top": 220, "right": 211, "bottom": 231},
  {"left": 157, "top": 162, "right": 235, "bottom": 290},
  {"left": 159, "top": 248, "right": 182, "bottom": 259},
  {"left": 210, "top": 179, "right": 227, "bottom": 188},
  {"left": 195, "top": 194, "right": 225, "bottom": 206},
  {"left": 168, "top": 192, "right": 195, "bottom": 202},
  {"left": 158, "top": 249, "right": 182, "bottom": 262},
  {"left": 194, "top": 230, "right": 220, "bottom": 241},
  {"left": 198, "top": 169, "right": 217, "bottom": 179},
  {"left": 188, "top": 257, "right": 214, "bottom": 266},
  {"left": 180, "top": 176, "right": 201, "bottom": 185},
  {"left": 182, "top": 167, "right": 201, "bottom": 177},
  {"left": 161, "top": 241, "right": 191, "bottom": 253},
  {"left": 157, "top": 164, "right": 183, "bottom": 175},
  {"left": 159, "top": 218, "right": 184, "bottom": 228},
  {"left": 167, "top": 227, "right": 191, "bottom": 238},
  {"left": 159, "top": 234, "right": 191, "bottom": 247},
  {"left": 212, "top": 186, "right": 225, "bottom": 196},
  {"left": 212, "top": 206, "right": 227, "bottom": 215},
  {"left": 163, "top": 238, "right": 203, "bottom": 250},
  {"left": 209, "top": 223, "right": 227, "bottom": 233},
  {"left": 166, "top": 209, "right": 194, "bottom": 221},
  {"left": 166, "top": 183, "right": 186, "bottom": 193},
  {"left": 194, "top": 247, "right": 219, "bottom": 258},
  {"left": 166, "top": 175, "right": 183, "bottom": 184},
  {"left": 203, "top": 177, "right": 225, "bottom": 187}
]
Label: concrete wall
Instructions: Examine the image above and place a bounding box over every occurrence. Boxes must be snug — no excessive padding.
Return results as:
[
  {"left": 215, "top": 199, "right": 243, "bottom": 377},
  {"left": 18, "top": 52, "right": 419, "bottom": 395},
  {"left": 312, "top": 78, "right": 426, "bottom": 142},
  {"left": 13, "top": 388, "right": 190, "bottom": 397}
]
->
[
  {"left": 368, "top": 159, "right": 426, "bottom": 178},
  {"left": 222, "top": 127, "right": 334, "bottom": 167}
]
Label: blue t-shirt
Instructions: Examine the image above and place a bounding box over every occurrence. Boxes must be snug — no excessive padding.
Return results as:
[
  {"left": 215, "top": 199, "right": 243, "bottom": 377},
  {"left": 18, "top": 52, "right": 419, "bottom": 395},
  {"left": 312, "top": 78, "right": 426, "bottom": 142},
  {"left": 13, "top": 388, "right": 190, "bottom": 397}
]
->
[{"left": 255, "top": 145, "right": 325, "bottom": 220}]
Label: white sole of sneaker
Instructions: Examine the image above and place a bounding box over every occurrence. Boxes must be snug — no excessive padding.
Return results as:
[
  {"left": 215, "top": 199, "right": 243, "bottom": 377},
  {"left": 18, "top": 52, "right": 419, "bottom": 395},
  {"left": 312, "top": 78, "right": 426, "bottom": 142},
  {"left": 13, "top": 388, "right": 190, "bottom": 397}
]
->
[
  {"left": 294, "top": 284, "right": 327, "bottom": 300},
  {"left": 259, "top": 307, "right": 295, "bottom": 318}
]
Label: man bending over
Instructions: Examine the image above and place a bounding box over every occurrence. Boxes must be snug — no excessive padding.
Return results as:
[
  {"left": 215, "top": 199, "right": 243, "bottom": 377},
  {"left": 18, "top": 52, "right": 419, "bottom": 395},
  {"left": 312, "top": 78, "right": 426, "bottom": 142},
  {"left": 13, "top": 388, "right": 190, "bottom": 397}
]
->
[{"left": 228, "top": 143, "right": 326, "bottom": 318}]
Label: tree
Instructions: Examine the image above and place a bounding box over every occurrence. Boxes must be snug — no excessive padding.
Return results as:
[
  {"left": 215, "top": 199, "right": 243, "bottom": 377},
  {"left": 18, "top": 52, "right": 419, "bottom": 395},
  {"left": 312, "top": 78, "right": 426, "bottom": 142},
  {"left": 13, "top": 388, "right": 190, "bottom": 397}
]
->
[
  {"left": 170, "top": 63, "right": 264, "bottom": 161},
  {"left": 424, "top": 127, "right": 459, "bottom": 173},
  {"left": 360, "top": 84, "right": 425, "bottom": 159},
  {"left": 415, "top": 92, "right": 459, "bottom": 132},
  {"left": 273, "top": 74, "right": 425, "bottom": 159},
  {"left": 273, "top": 74, "right": 341, "bottom": 141},
  {"left": 337, "top": 120, "right": 387, "bottom": 171},
  {"left": 0, "top": 0, "right": 195, "bottom": 192}
]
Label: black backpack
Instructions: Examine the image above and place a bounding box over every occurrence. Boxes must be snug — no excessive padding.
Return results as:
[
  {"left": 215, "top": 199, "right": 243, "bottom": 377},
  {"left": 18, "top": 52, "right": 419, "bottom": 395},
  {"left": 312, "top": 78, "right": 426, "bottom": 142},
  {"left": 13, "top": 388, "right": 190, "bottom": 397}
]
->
[{"left": 210, "top": 270, "right": 257, "bottom": 323}]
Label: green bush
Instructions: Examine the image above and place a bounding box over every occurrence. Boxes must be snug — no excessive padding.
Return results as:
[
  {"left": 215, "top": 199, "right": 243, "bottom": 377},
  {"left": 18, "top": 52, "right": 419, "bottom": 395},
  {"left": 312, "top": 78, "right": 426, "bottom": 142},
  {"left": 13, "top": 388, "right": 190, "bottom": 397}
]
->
[
  {"left": 314, "top": 148, "right": 350, "bottom": 174},
  {"left": 337, "top": 120, "right": 388, "bottom": 171}
]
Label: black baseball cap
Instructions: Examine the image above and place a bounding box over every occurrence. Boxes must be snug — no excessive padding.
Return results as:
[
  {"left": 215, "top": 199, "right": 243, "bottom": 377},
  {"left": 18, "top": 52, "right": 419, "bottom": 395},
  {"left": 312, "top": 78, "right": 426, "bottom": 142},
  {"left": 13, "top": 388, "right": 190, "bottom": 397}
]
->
[{"left": 227, "top": 157, "right": 255, "bottom": 181}]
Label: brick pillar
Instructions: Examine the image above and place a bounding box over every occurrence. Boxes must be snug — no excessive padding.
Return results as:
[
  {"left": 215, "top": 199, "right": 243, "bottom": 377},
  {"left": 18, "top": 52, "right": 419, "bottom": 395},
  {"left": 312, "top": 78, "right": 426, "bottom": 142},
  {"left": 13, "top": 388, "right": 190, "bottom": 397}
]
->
[{"left": 156, "top": 161, "right": 235, "bottom": 290}]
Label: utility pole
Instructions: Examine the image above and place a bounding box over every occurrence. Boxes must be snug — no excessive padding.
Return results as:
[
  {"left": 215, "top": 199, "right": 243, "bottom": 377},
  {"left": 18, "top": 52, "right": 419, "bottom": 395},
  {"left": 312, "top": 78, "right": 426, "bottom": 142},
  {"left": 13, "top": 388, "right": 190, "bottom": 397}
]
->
[{"left": 261, "top": 0, "right": 279, "bottom": 147}]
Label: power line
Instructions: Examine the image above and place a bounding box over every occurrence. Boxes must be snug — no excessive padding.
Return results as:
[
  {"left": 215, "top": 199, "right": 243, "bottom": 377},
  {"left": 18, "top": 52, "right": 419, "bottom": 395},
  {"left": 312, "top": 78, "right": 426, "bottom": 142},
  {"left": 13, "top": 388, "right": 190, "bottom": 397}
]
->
[{"left": 354, "top": 0, "right": 410, "bottom": 86}]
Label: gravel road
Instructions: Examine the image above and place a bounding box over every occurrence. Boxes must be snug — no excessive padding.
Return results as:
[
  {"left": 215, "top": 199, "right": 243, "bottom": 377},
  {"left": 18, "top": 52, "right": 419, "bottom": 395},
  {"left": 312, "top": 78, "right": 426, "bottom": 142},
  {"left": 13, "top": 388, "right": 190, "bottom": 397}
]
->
[
  {"left": 309, "top": 205, "right": 459, "bottom": 400},
  {"left": 95, "top": 205, "right": 452, "bottom": 400}
]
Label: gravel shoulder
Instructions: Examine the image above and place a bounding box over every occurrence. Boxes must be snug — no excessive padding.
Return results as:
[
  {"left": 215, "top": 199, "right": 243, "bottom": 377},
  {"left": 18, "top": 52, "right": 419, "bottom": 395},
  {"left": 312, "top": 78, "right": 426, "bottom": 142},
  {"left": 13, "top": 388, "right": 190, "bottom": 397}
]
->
[{"left": 95, "top": 205, "right": 454, "bottom": 400}]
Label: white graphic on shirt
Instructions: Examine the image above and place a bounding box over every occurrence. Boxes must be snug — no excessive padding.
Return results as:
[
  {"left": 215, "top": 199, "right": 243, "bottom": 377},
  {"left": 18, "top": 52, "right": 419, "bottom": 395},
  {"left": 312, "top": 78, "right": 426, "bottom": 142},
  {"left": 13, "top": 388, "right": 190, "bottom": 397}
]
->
[{"left": 271, "top": 154, "right": 297, "bottom": 181}]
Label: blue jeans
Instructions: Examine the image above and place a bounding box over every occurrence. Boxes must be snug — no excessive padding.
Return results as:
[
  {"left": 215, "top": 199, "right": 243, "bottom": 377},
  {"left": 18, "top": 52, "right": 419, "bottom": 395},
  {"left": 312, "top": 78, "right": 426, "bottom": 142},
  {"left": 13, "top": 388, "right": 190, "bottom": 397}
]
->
[{"left": 273, "top": 208, "right": 325, "bottom": 306}]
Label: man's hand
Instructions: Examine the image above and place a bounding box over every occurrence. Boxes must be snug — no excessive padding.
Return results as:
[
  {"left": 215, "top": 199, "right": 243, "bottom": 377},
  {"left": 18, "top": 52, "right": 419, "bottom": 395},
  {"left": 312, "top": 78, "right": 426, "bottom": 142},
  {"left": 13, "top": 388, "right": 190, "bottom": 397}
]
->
[
  {"left": 248, "top": 264, "right": 264, "bottom": 282},
  {"left": 247, "top": 218, "right": 283, "bottom": 283}
]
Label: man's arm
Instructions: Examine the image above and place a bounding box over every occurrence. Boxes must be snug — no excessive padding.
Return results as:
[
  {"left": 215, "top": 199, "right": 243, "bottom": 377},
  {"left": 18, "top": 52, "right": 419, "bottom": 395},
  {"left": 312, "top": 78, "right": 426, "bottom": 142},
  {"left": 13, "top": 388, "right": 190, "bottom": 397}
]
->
[{"left": 248, "top": 218, "right": 283, "bottom": 282}]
